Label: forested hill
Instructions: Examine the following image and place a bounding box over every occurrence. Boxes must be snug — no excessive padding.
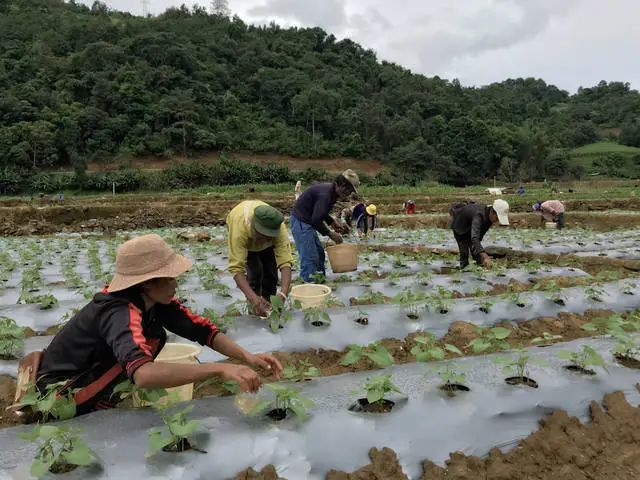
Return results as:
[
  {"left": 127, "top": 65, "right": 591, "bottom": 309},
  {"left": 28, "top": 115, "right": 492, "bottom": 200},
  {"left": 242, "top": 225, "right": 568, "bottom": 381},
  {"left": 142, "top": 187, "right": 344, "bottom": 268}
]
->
[{"left": 1, "top": 0, "right": 640, "bottom": 186}]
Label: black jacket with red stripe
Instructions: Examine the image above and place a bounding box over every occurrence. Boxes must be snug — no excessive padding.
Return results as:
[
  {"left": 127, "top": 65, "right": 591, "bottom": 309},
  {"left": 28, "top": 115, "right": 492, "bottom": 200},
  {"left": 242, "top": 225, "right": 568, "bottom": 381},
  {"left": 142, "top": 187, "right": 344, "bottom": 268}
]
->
[{"left": 37, "top": 288, "right": 218, "bottom": 416}]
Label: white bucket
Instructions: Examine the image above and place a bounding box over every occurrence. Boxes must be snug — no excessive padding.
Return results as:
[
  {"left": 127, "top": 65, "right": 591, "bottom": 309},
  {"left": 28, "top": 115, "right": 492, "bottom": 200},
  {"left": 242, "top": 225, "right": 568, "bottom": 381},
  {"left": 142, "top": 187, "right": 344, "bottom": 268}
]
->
[
  {"left": 545, "top": 222, "right": 556, "bottom": 229},
  {"left": 134, "top": 343, "right": 201, "bottom": 407},
  {"left": 290, "top": 284, "right": 331, "bottom": 309}
]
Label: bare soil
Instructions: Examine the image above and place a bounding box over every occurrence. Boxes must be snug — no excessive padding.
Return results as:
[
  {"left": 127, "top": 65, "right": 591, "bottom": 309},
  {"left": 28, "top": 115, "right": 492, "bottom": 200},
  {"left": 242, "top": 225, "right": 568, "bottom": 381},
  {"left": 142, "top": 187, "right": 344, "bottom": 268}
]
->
[
  {"left": 326, "top": 447, "right": 408, "bottom": 480},
  {"left": 421, "top": 389, "right": 640, "bottom": 480},
  {"left": 234, "top": 465, "right": 286, "bottom": 480}
]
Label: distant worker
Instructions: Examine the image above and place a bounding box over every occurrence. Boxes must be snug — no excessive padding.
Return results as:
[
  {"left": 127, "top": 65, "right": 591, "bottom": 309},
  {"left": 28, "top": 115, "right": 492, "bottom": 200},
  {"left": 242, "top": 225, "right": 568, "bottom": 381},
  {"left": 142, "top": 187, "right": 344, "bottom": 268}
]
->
[
  {"left": 359, "top": 204, "right": 378, "bottom": 237},
  {"left": 290, "top": 170, "right": 359, "bottom": 282},
  {"left": 518, "top": 185, "right": 526, "bottom": 195},
  {"left": 450, "top": 199, "right": 510, "bottom": 269},
  {"left": 533, "top": 200, "right": 565, "bottom": 230},
  {"left": 352, "top": 201, "right": 366, "bottom": 232},
  {"left": 294, "top": 180, "right": 302, "bottom": 200},
  {"left": 404, "top": 199, "right": 416, "bottom": 214},
  {"left": 227, "top": 201, "right": 293, "bottom": 316}
]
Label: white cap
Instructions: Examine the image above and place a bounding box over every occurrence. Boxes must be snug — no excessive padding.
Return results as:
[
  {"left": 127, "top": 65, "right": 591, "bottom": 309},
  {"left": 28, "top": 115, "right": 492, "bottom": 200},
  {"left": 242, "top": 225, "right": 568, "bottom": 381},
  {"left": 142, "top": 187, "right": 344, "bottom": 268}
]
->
[{"left": 492, "top": 199, "right": 510, "bottom": 226}]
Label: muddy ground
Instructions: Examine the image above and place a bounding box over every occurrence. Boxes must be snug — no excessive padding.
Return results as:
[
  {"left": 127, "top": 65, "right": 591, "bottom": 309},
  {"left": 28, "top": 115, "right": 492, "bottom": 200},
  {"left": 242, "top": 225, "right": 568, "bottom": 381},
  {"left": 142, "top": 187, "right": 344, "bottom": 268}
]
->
[
  {"left": 2, "top": 195, "right": 640, "bottom": 235},
  {"left": 233, "top": 390, "right": 640, "bottom": 479}
]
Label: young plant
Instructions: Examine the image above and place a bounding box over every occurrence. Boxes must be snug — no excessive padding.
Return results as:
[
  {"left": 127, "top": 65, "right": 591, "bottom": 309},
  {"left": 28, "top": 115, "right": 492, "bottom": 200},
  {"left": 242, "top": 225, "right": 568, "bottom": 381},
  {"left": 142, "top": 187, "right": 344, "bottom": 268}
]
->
[
  {"left": 112, "top": 379, "right": 168, "bottom": 405},
  {"left": 202, "top": 308, "right": 236, "bottom": 333},
  {"left": 531, "top": 332, "right": 563, "bottom": 345},
  {"left": 14, "top": 382, "right": 77, "bottom": 422},
  {"left": 507, "top": 292, "right": 527, "bottom": 308},
  {"left": 341, "top": 342, "right": 394, "bottom": 368},
  {"left": 434, "top": 363, "right": 469, "bottom": 395},
  {"left": 147, "top": 399, "right": 204, "bottom": 457},
  {"left": 543, "top": 281, "right": 565, "bottom": 306},
  {"left": 353, "top": 289, "right": 387, "bottom": 305},
  {"left": 428, "top": 286, "right": 455, "bottom": 314},
  {"left": 495, "top": 348, "right": 538, "bottom": 382},
  {"left": 0, "top": 316, "right": 25, "bottom": 359},
  {"left": 611, "top": 330, "right": 640, "bottom": 361},
  {"left": 18, "top": 292, "right": 59, "bottom": 310},
  {"left": 18, "top": 425, "right": 95, "bottom": 478},
  {"left": 282, "top": 360, "right": 321, "bottom": 382},
  {"left": 355, "top": 309, "right": 369, "bottom": 325},
  {"left": 362, "top": 374, "right": 402, "bottom": 405},
  {"left": 585, "top": 284, "right": 605, "bottom": 302},
  {"left": 393, "top": 287, "right": 427, "bottom": 319},
  {"left": 304, "top": 307, "right": 331, "bottom": 327},
  {"left": 468, "top": 326, "right": 511, "bottom": 353},
  {"left": 622, "top": 282, "right": 636, "bottom": 296},
  {"left": 267, "top": 294, "right": 293, "bottom": 332},
  {"left": 557, "top": 345, "right": 608, "bottom": 373},
  {"left": 582, "top": 313, "right": 629, "bottom": 335},
  {"left": 410, "top": 333, "right": 462, "bottom": 362},
  {"left": 416, "top": 270, "right": 432, "bottom": 286},
  {"left": 476, "top": 298, "right": 494, "bottom": 314},
  {"left": 250, "top": 384, "right": 314, "bottom": 421}
]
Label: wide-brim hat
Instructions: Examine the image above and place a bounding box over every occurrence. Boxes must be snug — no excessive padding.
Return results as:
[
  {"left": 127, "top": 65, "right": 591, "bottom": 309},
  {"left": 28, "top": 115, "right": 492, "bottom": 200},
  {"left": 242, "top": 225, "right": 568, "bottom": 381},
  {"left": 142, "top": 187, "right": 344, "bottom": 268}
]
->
[
  {"left": 107, "top": 234, "right": 192, "bottom": 292},
  {"left": 341, "top": 169, "right": 360, "bottom": 193},
  {"left": 366, "top": 204, "right": 377, "bottom": 216},
  {"left": 492, "top": 199, "right": 510, "bottom": 226}
]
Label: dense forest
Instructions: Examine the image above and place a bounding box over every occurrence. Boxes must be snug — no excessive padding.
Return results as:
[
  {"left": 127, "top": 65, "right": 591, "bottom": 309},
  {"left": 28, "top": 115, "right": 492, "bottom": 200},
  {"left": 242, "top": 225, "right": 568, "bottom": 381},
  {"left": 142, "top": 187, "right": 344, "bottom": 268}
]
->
[{"left": 1, "top": 0, "right": 640, "bottom": 192}]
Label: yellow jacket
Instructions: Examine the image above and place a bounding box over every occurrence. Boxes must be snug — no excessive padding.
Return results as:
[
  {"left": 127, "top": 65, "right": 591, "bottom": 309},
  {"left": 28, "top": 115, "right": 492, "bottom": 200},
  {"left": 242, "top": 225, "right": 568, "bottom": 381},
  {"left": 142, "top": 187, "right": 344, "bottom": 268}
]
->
[{"left": 226, "top": 200, "right": 293, "bottom": 275}]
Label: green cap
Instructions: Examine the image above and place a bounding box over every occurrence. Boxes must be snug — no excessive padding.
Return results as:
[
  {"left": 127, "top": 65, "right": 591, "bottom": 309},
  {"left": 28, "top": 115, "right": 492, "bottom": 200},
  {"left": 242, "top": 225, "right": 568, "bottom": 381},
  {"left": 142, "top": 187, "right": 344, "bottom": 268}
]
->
[{"left": 253, "top": 205, "right": 284, "bottom": 237}]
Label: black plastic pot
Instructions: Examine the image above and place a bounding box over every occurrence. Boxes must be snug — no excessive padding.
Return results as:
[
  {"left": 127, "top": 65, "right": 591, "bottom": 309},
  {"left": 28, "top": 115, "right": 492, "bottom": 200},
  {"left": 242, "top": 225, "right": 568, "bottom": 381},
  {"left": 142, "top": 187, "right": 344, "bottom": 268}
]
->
[
  {"left": 355, "top": 316, "right": 369, "bottom": 326},
  {"left": 505, "top": 376, "right": 539, "bottom": 388},
  {"left": 349, "top": 398, "right": 395, "bottom": 414}
]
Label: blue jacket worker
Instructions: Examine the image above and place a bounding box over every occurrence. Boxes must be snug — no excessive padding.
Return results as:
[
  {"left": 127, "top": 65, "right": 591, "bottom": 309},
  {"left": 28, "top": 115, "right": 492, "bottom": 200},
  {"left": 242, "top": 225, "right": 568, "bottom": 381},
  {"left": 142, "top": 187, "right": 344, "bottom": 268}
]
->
[{"left": 290, "top": 170, "right": 360, "bottom": 282}]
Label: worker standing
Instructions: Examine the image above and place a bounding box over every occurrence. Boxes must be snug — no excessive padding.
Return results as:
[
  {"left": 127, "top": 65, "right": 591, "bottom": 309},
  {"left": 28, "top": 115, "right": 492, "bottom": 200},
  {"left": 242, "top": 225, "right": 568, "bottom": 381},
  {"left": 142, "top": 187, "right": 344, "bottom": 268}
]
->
[
  {"left": 533, "top": 200, "right": 565, "bottom": 230},
  {"left": 290, "top": 170, "right": 359, "bottom": 282},
  {"left": 227, "top": 201, "right": 293, "bottom": 316},
  {"left": 450, "top": 199, "right": 510, "bottom": 269}
]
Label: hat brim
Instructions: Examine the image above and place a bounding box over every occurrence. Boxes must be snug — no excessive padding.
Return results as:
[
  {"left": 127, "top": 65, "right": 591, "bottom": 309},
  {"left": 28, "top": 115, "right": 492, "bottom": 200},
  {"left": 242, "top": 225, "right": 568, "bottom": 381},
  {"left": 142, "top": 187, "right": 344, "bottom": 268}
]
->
[
  {"left": 497, "top": 212, "right": 510, "bottom": 226},
  {"left": 107, "top": 254, "right": 193, "bottom": 293},
  {"left": 254, "top": 221, "right": 281, "bottom": 238}
]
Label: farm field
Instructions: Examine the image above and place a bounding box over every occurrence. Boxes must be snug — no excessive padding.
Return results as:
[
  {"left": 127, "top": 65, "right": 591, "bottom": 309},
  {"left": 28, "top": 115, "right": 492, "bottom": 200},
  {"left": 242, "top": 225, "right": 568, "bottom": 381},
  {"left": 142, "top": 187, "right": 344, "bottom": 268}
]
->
[{"left": 1, "top": 200, "right": 640, "bottom": 479}]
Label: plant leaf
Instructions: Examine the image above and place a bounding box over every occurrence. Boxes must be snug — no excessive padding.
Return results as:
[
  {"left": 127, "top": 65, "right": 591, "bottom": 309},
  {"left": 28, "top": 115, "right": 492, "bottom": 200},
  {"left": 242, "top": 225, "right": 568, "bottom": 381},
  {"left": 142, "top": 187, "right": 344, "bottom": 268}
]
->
[
  {"left": 147, "top": 430, "right": 175, "bottom": 457},
  {"left": 62, "top": 441, "right": 94, "bottom": 466},
  {"left": 170, "top": 420, "right": 198, "bottom": 438},
  {"left": 340, "top": 348, "right": 363, "bottom": 366},
  {"left": 444, "top": 344, "right": 463, "bottom": 356}
]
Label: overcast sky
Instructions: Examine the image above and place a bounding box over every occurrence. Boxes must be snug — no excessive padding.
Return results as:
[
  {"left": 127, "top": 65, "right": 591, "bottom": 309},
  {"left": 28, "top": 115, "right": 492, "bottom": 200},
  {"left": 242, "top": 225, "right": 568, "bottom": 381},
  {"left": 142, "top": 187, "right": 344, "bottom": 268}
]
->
[{"left": 88, "top": 0, "right": 639, "bottom": 93}]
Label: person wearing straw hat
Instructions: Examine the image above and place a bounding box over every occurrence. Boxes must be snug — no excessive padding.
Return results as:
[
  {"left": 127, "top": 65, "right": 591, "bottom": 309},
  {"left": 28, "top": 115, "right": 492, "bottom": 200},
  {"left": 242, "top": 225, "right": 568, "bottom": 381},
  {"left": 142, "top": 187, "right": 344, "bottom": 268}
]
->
[
  {"left": 533, "top": 200, "right": 565, "bottom": 230},
  {"left": 226, "top": 201, "right": 293, "bottom": 317},
  {"left": 34, "top": 234, "right": 282, "bottom": 417},
  {"left": 290, "top": 169, "right": 359, "bottom": 282},
  {"left": 450, "top": 199, "right": 510, "bottom": 269}
]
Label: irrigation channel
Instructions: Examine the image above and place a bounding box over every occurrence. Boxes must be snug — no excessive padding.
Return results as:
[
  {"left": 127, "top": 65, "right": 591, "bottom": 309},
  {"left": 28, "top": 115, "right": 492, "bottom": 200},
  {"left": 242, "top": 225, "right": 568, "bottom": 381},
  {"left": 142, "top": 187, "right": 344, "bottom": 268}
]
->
[{"left": 0, "top": 226, "right": 640, "bottom": 478}]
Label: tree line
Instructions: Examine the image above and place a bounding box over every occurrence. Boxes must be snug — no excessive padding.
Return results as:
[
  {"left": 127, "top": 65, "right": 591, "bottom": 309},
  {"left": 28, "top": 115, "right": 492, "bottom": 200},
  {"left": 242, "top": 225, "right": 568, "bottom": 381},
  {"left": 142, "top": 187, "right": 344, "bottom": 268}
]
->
[{"left": 1, "top": 0, "right": 639, "bottom": 190}]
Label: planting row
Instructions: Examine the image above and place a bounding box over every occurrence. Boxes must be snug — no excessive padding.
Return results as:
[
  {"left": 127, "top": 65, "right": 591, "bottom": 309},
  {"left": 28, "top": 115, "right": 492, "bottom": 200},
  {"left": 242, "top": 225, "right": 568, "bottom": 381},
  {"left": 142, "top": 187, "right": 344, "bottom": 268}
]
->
[{"left": 0, "top": 336, "right": 638, "bottom": 479}]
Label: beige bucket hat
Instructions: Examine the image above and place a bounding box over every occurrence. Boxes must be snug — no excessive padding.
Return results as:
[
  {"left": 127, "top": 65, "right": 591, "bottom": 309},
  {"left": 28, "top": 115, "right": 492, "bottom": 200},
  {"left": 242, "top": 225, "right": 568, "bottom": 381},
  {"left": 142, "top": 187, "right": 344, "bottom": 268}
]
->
[{"left": 107, "top": 234, "right": 193, "bottom": 292}]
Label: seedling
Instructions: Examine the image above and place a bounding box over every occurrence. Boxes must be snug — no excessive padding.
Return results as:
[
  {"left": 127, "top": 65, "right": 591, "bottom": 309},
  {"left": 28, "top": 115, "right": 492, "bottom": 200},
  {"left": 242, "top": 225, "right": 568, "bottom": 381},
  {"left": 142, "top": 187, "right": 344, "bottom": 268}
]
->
[
  {"left": 341, "top": 342, "right": 394, "bottom": 368},
  {"left": 282, "top": 360, "right": 321, "bottom": 382},
  {"left": 304, "top": 307, "right": 331, "bottom": 327},
  {"left": 362, "top": 374, "right": 401, "bottom": 406},
  {"left": 531, "top": 332, "right": 563, "bottom": 346},
  {"left": 416, "top": 270, "right": 432, "bottom": 286},
  {"left": 476, "top": 298, "right": 494, "bottom": 314},
  {"left": 410, "top": 333, "right": 462, "bottom": 362},
  {"left": 585, "top": 284, "right": 605, "bottom": 302},
  {"left": 194, "top": 264, "right": 219, "bottom": 290},
  {"left": 582, "top": 313, "right": 629, "bottom": 335},
  {"left": 250, "top": 384, "right": 314, "bottom": 421},
  {"left": 309, "top": 272, "right": 326, "bottom": 284},
  {"left": 434, "top": 364, "right": 469, "bottom": 395},
  {"left": 543, "top": 281, "right": 565, "bottom": 306},
  {"left": 428, "top": 286, "right": 455, "bottom": 314},
  {"left": 267, "top": 294, "right": 293, "bottom": 332},
  {"left": 18, "top": 292, "right": 59, "bottom": 310},
  {"left": 224, "top": 300, "right": 249, "bottom": 317},
  {"left": 325, "top": 295, "right": 344, "bottom": 308},
  {"left": 507, "top": 292, "right": 527, "bottom": 308},
  {"left": 202, "top": 308, "right": 236, "bottom": 333},
  {"left": 112, "top": 379, "right": 168, "bottom": 405},
  {"left": 355, "top": 309, "right": 369, "bottom": 325},
  {"left": 0, "top": 316, "right": 25, "bottom": 359},
  {"left": 524, "top": 260, "right": 543, "bottom": 275},
  {"left": 622, "top": 282, "right": 636, "bottom": 296},
  {"left": 18, "top": 425, "right": 95, "bottom": 478},
  {"left": 353, "top": 289, "right": 387, "bottom": 305},
  {"left": 147, "top": 398, "right": 204, "bottom": 456},
  {"left": 611, "top": 330, "right": 640, "bottom": 364},
  {"left": 495, "top": 348, "right": 540, "bottom": 387},
  {"left": 14, "top": 382, "right": 77, "bottom": 422},
  {"left": 557, "top": 345, "right": 608, "bottom": 374},
  {"left": 386, "top": 271, "right": 403, "bottom": 286},
  {"left": 467, "top": 326, "right": 511, "bottom": 353},
  {"left": 393, "top": 288, "right": 427, "bottom": 319}
]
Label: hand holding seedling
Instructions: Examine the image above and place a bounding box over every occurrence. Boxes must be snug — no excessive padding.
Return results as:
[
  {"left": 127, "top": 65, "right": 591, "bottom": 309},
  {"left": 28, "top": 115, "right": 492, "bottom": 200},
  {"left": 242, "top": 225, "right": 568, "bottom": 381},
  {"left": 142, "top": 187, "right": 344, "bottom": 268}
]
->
[
  {"left": 250, "top": 296, "right": 271, "bottom": 317},
  {"left": 245, "top": 352, "right": 283, "bottom": 379},
  {"left": 220, "top": 364, "right": 263, "bottom": 393},
  {"left": 480, "top": 252, "right": 492, "bottom": 269}
]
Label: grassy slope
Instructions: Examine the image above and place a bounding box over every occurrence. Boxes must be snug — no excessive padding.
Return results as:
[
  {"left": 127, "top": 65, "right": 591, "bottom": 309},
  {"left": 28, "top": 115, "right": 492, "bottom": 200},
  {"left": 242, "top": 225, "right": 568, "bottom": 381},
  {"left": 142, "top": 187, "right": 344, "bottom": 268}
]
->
[{"left": 570, "top": 141, "right": 640, "bottom": 177}]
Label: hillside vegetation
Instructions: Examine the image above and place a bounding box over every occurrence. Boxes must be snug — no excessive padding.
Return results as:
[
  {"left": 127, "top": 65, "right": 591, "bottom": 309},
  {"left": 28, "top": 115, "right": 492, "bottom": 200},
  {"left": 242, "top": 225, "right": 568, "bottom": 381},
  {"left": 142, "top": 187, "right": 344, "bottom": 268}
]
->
[{"left": 1, "top": 0, "right": 640, "bottom": 192}]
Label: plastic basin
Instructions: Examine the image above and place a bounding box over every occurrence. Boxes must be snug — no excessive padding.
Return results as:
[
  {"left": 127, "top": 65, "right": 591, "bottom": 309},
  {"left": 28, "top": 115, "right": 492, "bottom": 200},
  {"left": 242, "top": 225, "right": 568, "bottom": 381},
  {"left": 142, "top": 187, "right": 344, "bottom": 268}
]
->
[{"left": 290, "top": 284, "right": 332, "bottom": 309}]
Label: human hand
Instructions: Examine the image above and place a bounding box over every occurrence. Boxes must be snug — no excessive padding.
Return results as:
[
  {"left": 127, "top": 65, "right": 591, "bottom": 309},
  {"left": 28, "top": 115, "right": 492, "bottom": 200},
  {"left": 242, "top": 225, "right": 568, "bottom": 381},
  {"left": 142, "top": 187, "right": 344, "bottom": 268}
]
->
[
  {"left": 480, "top": 253, "right": 492, "bottom": 269},
  {"left": 250, "top": 296, "right": 271, "bottom": 317},
  {"left": 245, "top": 353, "right": 283, "bottom": 379},
  {"left": 276, "top": 290, "right": 287, "bottom": 302},
  {"left": 328, "top": 231, "right": 343, "bottom": 244},
  {"left": 220, "top": 364, "right": 262, "bottom": 393}
]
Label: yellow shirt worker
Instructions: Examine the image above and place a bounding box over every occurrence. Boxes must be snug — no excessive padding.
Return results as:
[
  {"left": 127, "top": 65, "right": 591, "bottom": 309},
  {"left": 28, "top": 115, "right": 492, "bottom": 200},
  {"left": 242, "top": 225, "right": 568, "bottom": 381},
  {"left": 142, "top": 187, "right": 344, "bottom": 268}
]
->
[{"left": 226, "top": 201, "right": 293, "bottom": 317}]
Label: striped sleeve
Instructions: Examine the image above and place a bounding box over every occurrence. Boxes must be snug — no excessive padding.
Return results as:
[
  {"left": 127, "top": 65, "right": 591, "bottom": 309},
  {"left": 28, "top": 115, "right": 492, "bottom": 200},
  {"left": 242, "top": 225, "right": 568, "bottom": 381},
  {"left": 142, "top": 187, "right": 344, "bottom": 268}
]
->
[
  {"left": 98, "top": 303, "right": 153, "bottom": 380},
  {"left": 157, "top": 299, "right": 219, "bottom": 348}
]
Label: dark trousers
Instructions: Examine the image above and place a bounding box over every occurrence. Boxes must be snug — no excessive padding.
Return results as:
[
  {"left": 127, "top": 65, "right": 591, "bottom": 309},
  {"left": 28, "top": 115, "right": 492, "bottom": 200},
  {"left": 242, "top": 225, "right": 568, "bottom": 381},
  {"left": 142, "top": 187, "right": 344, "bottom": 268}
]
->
[
  {"left": 247, "top": 247, "right": 278, "bottom": 301},
  {"left": 453, "top": 232, "right": 481, "bottom": 269},
  {"left": 556, "top": 212, "right": 565, "bottom": 230}
]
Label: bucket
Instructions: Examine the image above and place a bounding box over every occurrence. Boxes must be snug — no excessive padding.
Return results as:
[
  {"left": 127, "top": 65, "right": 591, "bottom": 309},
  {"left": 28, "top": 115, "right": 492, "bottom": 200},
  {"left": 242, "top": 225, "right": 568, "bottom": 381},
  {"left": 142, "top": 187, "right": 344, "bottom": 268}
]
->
[
  {"left": 134, "top": 343, "right": 201, "bottom": 407},
  {"left": 545, "top": 222, "right": 556, "bottom": 230},
  {"left": 290, "top": 284, "right": 331, "bottom": 309},
  {"left": 326, "top": 243, "right": 359, "bottom": 273}
]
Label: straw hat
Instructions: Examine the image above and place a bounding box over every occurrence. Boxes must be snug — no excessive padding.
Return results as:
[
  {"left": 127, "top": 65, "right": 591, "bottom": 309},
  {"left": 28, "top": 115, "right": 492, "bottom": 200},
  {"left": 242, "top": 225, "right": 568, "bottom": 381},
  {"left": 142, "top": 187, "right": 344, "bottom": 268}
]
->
[
  {"left": 366, "top": 204, "right": 377, "bottom": 216},
  {"left": 107, "top": 234, "right": 192, "bottom": 292},
  {"left": 341, "top": 169, "right": 360, "bottom": 193}
]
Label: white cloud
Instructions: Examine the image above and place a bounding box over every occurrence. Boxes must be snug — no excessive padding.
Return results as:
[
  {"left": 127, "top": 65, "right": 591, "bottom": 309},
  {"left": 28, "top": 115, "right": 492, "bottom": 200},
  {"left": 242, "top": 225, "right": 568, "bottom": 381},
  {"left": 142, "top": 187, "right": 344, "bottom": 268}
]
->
[{"left": 85, "top": 0, "right": 640, "bottom": 92}]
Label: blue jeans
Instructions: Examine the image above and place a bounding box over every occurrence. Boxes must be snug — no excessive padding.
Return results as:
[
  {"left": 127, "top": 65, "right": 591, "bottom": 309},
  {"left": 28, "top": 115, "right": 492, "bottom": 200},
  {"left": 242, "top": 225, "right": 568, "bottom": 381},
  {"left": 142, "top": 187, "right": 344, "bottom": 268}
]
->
[{"left": 290, "top": 214, "right": 325, "bottom": 282}]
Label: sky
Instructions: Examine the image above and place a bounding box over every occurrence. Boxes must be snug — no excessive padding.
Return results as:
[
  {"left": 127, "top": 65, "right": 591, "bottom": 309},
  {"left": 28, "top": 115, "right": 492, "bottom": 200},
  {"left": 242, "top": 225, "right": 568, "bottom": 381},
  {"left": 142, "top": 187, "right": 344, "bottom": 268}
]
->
[{"left": 88, "top": 0, "right": 639, "bottom": 93}]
